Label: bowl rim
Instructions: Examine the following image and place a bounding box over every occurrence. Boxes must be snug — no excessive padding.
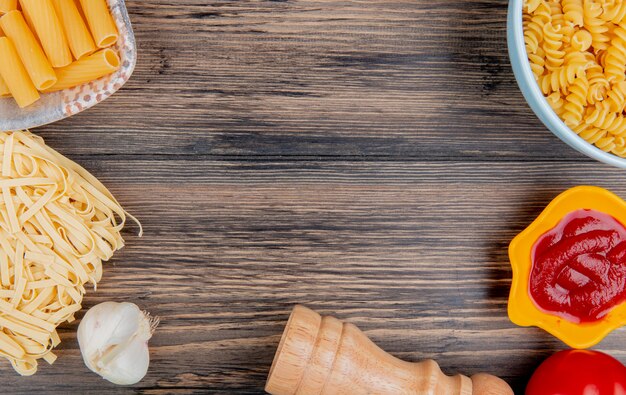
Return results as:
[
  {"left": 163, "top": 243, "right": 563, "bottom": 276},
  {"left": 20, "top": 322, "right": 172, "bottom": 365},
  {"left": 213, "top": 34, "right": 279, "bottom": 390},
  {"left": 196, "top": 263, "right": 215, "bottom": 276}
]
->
[{"left": 507, "top": 0, "right": 626, "bottom": 168}]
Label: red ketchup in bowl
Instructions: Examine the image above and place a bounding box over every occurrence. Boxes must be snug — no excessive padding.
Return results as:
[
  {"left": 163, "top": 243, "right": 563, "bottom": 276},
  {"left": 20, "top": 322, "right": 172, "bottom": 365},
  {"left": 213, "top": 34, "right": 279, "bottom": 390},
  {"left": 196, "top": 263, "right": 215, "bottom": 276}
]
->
[{"left": 530, "top": 209, "right": 626, "bottom": 323}]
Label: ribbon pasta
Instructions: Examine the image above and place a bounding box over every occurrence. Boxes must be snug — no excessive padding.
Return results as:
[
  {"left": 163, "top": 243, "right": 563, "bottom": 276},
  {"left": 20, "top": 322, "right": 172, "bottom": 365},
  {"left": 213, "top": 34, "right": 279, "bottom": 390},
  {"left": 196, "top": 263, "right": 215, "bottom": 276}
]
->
[{"left": 0, "top": 131, "right": 140, "bottom": 375}]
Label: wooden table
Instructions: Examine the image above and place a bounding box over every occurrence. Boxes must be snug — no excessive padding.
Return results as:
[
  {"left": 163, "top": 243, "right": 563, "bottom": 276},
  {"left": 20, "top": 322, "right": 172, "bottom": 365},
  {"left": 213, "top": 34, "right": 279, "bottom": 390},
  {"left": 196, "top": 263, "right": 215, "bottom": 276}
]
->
[{"left": 6, "top": 0, "right": 626, "bottom": 393}]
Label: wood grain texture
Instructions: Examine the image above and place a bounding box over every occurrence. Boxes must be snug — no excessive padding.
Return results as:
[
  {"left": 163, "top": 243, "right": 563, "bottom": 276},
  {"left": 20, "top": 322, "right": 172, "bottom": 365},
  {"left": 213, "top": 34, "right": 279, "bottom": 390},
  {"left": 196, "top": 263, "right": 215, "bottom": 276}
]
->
[{"left": 4, "top": 0, "right": 624, "bottom": 394}]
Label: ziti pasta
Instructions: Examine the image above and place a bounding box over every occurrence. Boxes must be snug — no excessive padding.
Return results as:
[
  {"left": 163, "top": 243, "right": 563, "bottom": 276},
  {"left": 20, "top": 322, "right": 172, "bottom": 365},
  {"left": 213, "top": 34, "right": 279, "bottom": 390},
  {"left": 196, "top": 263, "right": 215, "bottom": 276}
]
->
[
  {"left": 0, "top": 0, "right": 16, "bottom": 14},
  {"left": 0, "top": 37, "right": 39, "bottom": 108},
  {"left": 0, "top": 76, "right": 11, "bottom": 98},
  {"left": 52, "top": 0, "right": 95, "bottom": 60},
  {"left": 45, "top": 49, "right": 120, "bottom": 92},
  {"left": 0, "top": 11, "right": 57, "bottom": 91},
  {"left": 524, "top": 0, "right": 626, "bottom": 157},
  {"left": 79, "top": 0, "right": 118, "bottom": 48},
  {"left": 0, "top": 131, "right": 140, "bottom": 375},
  {"left": 0, "top": 0, "right": 120, "bottom": 108},
  {"left": 19, "top": 0, "right": 72, "bottom": 68}
]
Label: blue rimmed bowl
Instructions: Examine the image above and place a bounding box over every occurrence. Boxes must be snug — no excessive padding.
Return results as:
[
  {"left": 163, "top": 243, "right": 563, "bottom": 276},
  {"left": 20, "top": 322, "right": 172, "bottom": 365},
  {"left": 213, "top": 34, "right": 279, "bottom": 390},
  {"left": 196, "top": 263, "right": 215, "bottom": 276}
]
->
[{"left": 508, "top": 0, "right": 626, "bottom": 168}]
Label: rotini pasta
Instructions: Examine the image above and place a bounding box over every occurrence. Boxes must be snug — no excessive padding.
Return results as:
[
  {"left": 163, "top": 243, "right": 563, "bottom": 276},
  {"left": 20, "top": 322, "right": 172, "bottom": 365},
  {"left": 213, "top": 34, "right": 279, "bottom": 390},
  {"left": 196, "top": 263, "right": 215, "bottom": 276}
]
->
[
  {"left": 537, "top": 61, "right": 586, "bottom": 95},
  {"left": 605, "top": 25, "right": 626, "bottom": 82},
  {"left": 563, "top": 0, "right": 584, "bottom": 27},
  {"left": 524, "top": 0, "right": 626, "bottom": 157},
  {"left": 586, "top": 63, "right": 610, "bottom": 104},
  {"left": 548, "top": 1, "right": 564, "bottom": 26},
  {"left": 563, "top": 74, "right": 589, "bottom": 126},
  {"left": 572, "top": 123, "right": 607, "bottom": 143},
  {"left": 524, "top": 2, "right": 551, "bottom": 54},
  {"left": 547, "top": 91, "right": 566, "bottom": 115},
  {"left": 526, "top": 0, "right": 542, "bottom": 13},
  {"left": 529, "top": 47, "right": 546, "bottom": 78},
  {"left": 595, "top": 135, "right": 618, "bottom": 152},
  {"left": 584, "top": 0, "right": 611, "bottom": 51},
  {"left": 586, "top": 104, "right": 626, "bottom": 137},
  {"left": 571, "top": 29, "right": 592, "bottom": 51},
  {"left": 602, "top": 1, "right": 626, "bottom": 24},
  {"left": 612, "top": 137, "right": 626, "bottom": 156},
  {"left": 563, "top": 44, "right": 594, "bottom": 64},
  {"left": 606, "top": 81, "right": 626, "bottom": 112},
  {"left": 543, "top": 23, "right": 566, "bottom": 70}
]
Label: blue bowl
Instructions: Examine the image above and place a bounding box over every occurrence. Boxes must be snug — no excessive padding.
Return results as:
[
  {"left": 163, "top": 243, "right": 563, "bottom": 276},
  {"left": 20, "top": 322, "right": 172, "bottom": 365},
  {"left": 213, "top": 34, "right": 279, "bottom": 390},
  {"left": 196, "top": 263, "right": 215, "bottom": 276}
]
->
[{"left": 507, "top": 0, "right": 626, "bottom": 168}]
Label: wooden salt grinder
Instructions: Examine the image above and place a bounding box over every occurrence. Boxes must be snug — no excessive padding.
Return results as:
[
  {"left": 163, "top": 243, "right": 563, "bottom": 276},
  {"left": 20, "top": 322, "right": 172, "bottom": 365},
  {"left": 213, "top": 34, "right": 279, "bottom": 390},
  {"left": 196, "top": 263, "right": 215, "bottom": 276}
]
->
[{"left": 265, "top": 305, "right": 513, "bottom": 395}]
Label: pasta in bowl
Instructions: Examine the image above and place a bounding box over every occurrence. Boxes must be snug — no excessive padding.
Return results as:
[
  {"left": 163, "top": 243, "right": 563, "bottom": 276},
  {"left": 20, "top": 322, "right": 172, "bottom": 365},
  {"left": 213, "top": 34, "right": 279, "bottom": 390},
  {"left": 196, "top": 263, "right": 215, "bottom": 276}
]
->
[
  {"left": 508, "top": 0, "right": 626, "bottom": 167},
  {"left": 0, "top": 0, "right": 135, "bottom": 131}
]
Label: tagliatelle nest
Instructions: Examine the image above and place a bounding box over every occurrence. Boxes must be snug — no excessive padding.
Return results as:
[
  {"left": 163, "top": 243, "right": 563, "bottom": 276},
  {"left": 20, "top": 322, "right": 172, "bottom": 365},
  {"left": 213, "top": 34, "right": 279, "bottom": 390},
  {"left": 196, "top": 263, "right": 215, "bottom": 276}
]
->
[{"left": 0, "top": 131, "right": 140, "bottom": 375}]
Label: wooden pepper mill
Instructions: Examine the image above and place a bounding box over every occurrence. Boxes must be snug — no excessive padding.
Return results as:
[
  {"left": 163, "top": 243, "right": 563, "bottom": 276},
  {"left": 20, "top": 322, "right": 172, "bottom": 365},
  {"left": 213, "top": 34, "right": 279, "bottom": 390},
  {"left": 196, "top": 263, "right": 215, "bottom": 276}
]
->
[{"left": 266, "top": 305, "right": 513, "bottom": 395}]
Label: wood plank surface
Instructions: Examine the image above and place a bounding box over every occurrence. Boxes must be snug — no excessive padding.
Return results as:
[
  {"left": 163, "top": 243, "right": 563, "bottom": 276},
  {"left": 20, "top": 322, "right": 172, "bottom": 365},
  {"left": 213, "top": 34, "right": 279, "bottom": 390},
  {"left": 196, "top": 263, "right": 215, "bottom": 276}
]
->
[{"left": 5, "top": 0, "right": 624, "bottom": 394}]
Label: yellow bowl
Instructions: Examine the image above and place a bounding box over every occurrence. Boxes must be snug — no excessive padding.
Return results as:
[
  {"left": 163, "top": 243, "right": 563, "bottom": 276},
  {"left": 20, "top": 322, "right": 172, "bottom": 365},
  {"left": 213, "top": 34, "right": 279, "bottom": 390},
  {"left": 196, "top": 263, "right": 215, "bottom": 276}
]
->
[{"left": 508, "top": 186, "right": 626, "bottom": 348}]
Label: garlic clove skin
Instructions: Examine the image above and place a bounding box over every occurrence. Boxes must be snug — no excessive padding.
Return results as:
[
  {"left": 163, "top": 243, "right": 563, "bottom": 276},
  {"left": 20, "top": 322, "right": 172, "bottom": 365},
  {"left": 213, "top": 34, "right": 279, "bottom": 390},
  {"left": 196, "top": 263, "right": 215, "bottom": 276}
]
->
[
  {"left": 78, "top": 302, "right": 140, "bottom": 362},
  {"left": 94, "top": 336, "right": 150, "bottom": 385},
  {"left": 77, "top": 301, "right": 158, "bottom": 385}
]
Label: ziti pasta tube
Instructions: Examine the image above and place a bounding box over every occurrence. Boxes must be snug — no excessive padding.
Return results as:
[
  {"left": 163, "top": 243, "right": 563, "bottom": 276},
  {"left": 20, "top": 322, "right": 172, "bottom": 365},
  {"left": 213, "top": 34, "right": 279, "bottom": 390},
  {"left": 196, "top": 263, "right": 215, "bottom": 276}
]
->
[
  {"left": 19, "top": 2, "right": 36, "bottom": 34},
  {"left": 0, "top": 75, "right": 10, "bottom": 97},
  {"left": 45, "top": 48, "right": 120, "bottom": 92},
  {"left": 0, "top": 37, "right": 39, "bottom": 107},
  {"left": 0, "top": 11, "right": 57, "bottom": 91},
  {"left": 0, "top": 0, "right": 16, "bottom": 14},
  {"left": 19, "top": 0, "right": 72, "bottom": 67},
  {"left": 79, "top": 0, "right": 118, "bottom": 48},
  {"left": 52, "top": 0, "right": 95, "bottom": 60}
]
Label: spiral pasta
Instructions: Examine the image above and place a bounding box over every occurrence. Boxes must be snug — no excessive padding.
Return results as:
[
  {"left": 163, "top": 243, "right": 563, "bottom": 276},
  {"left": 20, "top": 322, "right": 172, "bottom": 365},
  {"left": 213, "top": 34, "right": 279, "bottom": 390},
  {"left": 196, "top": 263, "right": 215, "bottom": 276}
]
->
[
  {"left": 606, "top": 81, "right": 626, "bottom": 112},
  {"left": 587, "top": 103, "right": 626, "bottom": 136},
  {"left": 612, "top": 137, "right": 626, "bottom": 155},
  {"left": 537, "top": 61, "right": 587, "bottom": 95},
  {"left": 529, "top": 47, "right": 546, "bottom": 78},
  {"left": 603, "top": 1, "right": 626, "bottom": 24},
  {"left": 547, "top": 91, "right": 567, "bottom": 115},
  {"left": 595, "top": 135, "right": 618, "bottom": 151},
  {"left": 584, "top": 0, "right": 611, "bottom": 51},
  {"left": 525, "top": 2, "right": 551, "bottom": 54},
  {"left": 563, "top": 44, "right": 594, "bottom": 64},
  {"left": 526, "top": 0, "right": 543, "bottom": 13},
  {"left": 563, "top": 0, "right": 584, "bottom": 27},
  {"left": 588, "top": 75, "right": 610, "bottom": 104},
  {"left": 524, "top": 0, "right": 626, "bottom": 157},
  {"left": 563, "top": 74, "right": 589, "bottom": 126},
  {"left": 571, "top": 29, "right": 592, "bottom": 51},
  {"left": 572, "top": 123, "right": 605, "bottom": 144},
  {"left": 543, "top": 23, "right": 566, "bottom": 70},
  {"left": 605, "top": 25, "right": 626, "bottom": 81}
]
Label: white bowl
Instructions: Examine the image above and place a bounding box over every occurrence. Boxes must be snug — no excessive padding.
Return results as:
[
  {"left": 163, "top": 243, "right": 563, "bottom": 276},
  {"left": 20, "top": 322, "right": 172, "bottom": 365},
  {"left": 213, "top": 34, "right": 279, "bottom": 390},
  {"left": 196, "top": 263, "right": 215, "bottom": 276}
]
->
[
  {"left": 0, "top": 0, "right": 136, "bottom": 131},
  {"left": 508, "top": 0, "right": 626, "bottom": 168}
]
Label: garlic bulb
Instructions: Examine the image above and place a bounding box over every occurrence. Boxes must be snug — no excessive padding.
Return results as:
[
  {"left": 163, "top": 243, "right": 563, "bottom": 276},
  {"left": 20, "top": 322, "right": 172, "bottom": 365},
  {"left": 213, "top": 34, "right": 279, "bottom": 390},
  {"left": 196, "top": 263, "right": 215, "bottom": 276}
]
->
[{"left": 77, "top": 302, "right": 159, "bottom": 385}]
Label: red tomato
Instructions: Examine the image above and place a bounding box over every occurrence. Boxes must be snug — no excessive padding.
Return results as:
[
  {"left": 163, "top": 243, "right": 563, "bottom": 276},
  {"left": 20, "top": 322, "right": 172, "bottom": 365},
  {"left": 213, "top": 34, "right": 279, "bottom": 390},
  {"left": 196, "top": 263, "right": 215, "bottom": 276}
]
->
[{"left": 526, "top": 350, "right": 626, "bottom": 395}]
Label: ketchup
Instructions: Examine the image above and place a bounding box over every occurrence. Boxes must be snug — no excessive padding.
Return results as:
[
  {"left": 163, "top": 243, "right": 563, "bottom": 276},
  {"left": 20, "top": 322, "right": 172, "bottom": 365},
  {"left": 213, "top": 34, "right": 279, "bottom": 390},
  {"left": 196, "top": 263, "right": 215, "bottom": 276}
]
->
[{"left": 530, "top": 209, "right": 626, "bottom": 323}]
